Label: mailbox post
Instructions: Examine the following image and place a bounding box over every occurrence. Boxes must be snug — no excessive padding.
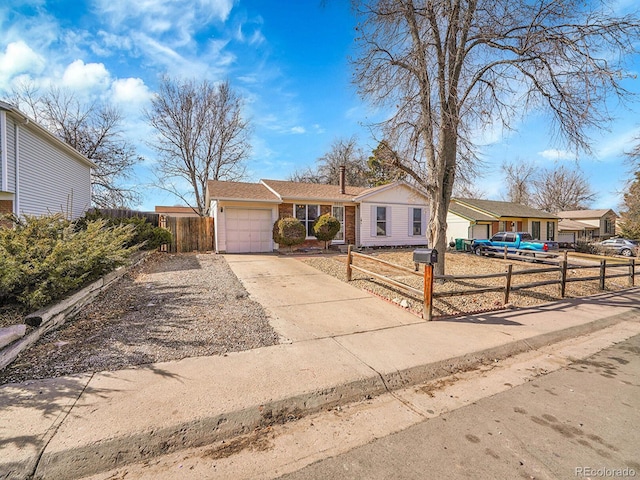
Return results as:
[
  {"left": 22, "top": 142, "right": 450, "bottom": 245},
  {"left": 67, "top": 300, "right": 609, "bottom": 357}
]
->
[{"left": 413, "top": 249, "right": 438, "bottom": 321}]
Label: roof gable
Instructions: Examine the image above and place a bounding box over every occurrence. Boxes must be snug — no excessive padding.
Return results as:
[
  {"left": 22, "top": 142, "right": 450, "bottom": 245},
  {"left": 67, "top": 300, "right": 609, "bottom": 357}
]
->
[
  {"left": 0, "top": 101, "right": 96, "bottom": 169},
  {"left": 353, "top": 180, "right": 428, "bottom": 202}
]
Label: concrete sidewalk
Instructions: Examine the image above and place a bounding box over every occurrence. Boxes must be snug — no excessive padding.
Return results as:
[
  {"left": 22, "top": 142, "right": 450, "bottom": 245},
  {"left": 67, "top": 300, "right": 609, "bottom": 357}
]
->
[{"left": 2, "top": 254, "right": 639, "bottom": 480}]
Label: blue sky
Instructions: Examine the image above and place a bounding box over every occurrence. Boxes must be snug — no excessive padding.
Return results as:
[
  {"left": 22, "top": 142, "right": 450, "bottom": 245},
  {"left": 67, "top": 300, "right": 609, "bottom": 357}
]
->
[{"left": 1, "top": 0, "right": 638, "bottom": 212}]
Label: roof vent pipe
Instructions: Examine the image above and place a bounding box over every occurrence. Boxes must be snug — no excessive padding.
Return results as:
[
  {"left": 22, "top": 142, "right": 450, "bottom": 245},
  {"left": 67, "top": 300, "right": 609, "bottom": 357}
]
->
[{"left": 339, "top": 165, "right": 346, "bottom": 194}]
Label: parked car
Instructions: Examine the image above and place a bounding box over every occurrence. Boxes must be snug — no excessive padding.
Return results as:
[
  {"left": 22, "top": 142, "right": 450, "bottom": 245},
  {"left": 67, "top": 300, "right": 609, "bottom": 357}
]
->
[
  {"left": 596, "top": 238, "right": 639, "bottom": 257},
  {"left": 471, "top": 232, "right": 560, "bottom": 257}
]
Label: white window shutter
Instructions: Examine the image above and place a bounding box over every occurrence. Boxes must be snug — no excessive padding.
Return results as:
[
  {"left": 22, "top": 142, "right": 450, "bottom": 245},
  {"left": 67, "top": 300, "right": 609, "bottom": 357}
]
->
[
  {"left": 421, "top": 208, "right": 427, "bottom": 236},
  {"left": 371, "top": 205, "right": 377, "bottom": 237},
  {"left": 386, "top": 206, "right": 391, "bottom": 237},
  {"left": 408, "top": 208, "right": 413, "bottom": 236}
]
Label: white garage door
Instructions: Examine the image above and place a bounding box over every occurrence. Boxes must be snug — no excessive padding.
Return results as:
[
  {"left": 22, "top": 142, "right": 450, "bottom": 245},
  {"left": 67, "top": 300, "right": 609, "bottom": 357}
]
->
[
  {"left": 225, "top": 208, "right": 273, "bottom": 253},
  {"left": 471, "top": 224, "right": 490, "bottom": 239}
]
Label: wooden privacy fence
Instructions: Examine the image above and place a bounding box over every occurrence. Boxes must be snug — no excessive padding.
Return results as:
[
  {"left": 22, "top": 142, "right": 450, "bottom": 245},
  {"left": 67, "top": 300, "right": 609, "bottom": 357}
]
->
[
  {"left": 345, "top": 246, "right": 637, "bottom": 321},
  {"left": 93, "top": 208, "right": 160, "bottom": 227},
  {"left": 160, "top": 216, "right": 215, "bottom": 253}
]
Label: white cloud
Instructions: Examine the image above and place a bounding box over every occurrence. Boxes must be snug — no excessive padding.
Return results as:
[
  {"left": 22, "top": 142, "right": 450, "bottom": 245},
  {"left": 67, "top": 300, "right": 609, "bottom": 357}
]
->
[
  {"left": 537, "top": 149, "right": 576, "bottom": 161},
  {"left": 595, "top": 127, "right": 640, "bottom": 160},
  {"left": 111, "top": 77, "right": 152, "bottom": 104},
  {"left": 61, "top": 59, "right": 110, "bottom": 91},
  {"left": 0, "top": 41, "right": 45, "bottom": 85},
  {"left": 291, "top": 126, "right": 306, "bottom": 134},
  {"left": 92, "top": 0, "right": 234, "bottom": 47}
]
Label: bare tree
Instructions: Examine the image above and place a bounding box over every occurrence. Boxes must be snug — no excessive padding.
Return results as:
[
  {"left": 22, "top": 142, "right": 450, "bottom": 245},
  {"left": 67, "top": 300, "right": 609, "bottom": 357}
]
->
[
  {"left": 530, "top": 165, "right": 596, "bottom": 212},
  {"left": 10, "top": 84, "right": 140, "bottom": 208},
  {"left": 352, "top": 0, "right": 639, "bottom": 274},
  {"left": 452, "top": 180, "right": 486, "bottom": 200},
  {"left": 501, "top": 161, "right": 536, "bottom": 205},
  {"left": 146, "top": 77, "right": 251, "bottom": 216},
  {"left": 288, "top": 166, "right": 323, "bottom": 183},
  {"left": 289, "top": 136, "right": 370, "bottom": 187}
]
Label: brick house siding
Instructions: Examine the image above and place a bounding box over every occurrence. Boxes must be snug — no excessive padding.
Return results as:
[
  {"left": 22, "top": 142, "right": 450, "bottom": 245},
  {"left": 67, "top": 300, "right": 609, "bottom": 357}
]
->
[
  {"left": 345, "top": 205, "right": 356, "bottom": 245},
  {"left": 0, "top": 200, "right": 13, "bottom": 228}
]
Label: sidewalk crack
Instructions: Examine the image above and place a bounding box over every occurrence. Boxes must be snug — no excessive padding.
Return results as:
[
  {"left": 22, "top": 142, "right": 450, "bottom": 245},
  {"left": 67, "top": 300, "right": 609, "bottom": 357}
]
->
[{"left": 27, "top": 373, "right": 95, "bottom": 479}]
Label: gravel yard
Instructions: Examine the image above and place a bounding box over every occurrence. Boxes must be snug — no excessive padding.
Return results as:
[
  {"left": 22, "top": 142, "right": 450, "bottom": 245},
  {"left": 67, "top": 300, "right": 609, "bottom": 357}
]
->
[
  {"left": 302, "top": 250, "right": 634, "bottom": 318},
  {"left": 0, "top": 253, "right": 279, "bottom": 385}
]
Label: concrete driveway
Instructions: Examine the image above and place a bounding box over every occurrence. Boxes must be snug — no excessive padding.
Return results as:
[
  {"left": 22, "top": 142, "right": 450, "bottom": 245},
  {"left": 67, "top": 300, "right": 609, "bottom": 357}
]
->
[{"left": 224, "top": 254, "right": 424, "bottom": 342}]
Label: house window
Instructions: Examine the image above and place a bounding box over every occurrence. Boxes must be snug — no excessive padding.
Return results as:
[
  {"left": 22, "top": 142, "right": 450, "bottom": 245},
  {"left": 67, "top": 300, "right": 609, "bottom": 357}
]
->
[
  {"left": 547, "top": 221, "right": 555, "bottom": 241},
  {"left": 532, "top": 221, "right": 541, "bottom": 240},
  {"left": 332, "top": 205, "right": 344, "bottom": 242},
  {"left": 412, "top": 208, "right": 422, "bottom": 236},
  {"left": 376, "top": 206, "right": 387, "bottom": 236},
  {"left": 295, "top": 204, "right": 319, "bottom": 237},
  {"left": 604, "top": 218, "right": 614, "bottom": 235}
]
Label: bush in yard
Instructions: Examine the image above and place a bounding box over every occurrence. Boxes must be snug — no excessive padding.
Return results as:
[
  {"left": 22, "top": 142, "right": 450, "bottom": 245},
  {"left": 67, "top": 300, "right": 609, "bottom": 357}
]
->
[
  {"left": 75, "top": 211, "right": 171, "bottom": 250},
  {"left": 0, "top": 214, "right": 136, "bottom": 310},
  {"left": 313, "top": 214, "right": 341, "bottom": 249},
  {"left": 272, "top": 217, "right": 306, "bottom": 251}
]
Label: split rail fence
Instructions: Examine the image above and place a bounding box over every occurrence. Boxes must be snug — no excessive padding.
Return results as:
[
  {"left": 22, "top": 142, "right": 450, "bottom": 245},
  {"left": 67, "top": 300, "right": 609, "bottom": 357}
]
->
[{"left": 345, "top": 246, "right": 637, "bottom": 321}]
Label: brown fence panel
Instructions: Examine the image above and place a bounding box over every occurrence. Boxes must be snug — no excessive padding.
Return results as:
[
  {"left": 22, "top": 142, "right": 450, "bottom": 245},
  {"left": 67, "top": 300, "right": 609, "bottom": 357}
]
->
[
  {"left": 163, "top": 216, "right": 215, "bottom": 253},
  {"left": 94, "top": 208, "right": 160, "bottom": 227}
]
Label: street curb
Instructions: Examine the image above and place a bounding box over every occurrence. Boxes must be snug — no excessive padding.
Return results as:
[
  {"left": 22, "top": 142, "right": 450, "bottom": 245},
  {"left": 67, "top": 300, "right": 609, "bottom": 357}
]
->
[{"left": 31, "top": 307, "right": 640, "bottom": 480}]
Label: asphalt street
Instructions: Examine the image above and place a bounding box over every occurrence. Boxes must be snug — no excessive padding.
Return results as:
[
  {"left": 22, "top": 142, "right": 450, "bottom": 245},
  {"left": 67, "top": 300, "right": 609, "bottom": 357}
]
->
[{"left": 277, "top": 334, "right": 640, "bottom": 480}]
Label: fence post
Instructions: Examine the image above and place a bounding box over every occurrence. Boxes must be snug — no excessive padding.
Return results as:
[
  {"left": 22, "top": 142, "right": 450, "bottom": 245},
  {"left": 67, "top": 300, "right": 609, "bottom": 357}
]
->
[
  {"left": 559, "top": 260, "right": 567, "bottom": 298},
  {"left": 630, "top": 259, "right": 635, "bottom": 287},
  {"left": 504, "top": 245, "right": 508, "bottom": 260},
  {"left": 504, "top": 264, "right": 513, "bottom": 304},
  {"left": 346, "top": 245, "right": 353, "bottom": 281},
  {"left": 563, "top": 250, "right": 568, "bottom": 263},
  {"left": 423, "top": 263, "right": 434, "bottom": 321},
  {"left": 599, "top": 259, "right": 606, "bottom": 290}
]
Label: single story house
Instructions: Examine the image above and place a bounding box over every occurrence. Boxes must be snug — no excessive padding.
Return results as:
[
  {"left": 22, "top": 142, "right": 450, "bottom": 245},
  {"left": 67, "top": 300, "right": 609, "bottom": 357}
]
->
[
  {"left": 447, "top": 198, "right": 559, "bottom": 242},
  {"left": 206, "top": 174, "right": 429, "bottom": 253},
  {"left": 555, "top": 209, "right": 618, "bottom": 241},
  {"left": 154, "top": 205, "right": 201, "bottom": 218},
  {"left": 0, "top": 101, "right": 95, "bottom": 221},
  {"left": 557, "top": 218, "right": 600, "bottom": 244}
]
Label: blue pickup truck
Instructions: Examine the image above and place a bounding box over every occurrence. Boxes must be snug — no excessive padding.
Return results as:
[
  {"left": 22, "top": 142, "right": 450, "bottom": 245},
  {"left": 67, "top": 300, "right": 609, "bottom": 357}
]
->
[{"left": 471, "top": 232, "right": 560, "bottom": 258}]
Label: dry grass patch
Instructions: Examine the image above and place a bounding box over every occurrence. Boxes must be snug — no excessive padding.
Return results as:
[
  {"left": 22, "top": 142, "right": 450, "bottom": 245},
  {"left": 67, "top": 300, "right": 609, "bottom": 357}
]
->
[{"left": 302, "top": 250, "right": 633, "bottom": 318}]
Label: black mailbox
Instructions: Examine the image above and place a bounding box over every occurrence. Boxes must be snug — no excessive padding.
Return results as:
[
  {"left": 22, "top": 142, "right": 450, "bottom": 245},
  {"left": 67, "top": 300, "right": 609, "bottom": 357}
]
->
[{"left": 413, "top": 248, "right": 438, "bottom": 265}]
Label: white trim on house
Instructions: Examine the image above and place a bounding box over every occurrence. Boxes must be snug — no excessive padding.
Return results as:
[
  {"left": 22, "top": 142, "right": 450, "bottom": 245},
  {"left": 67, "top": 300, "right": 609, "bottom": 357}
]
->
[{"left": 0, "top": 110, "right": 7, "bottom": 192}]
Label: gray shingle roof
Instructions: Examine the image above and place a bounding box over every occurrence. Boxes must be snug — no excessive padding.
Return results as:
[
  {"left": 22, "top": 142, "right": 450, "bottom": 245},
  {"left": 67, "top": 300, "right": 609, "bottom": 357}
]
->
[
  {"left": 260, "top": 179, "right": 367, "bottom": 202},
  {"left": 206, "top": 180, "right": 280, "bottom": 202},
  {"left": 452, "top": 198, "right": 558, "bottom": 219},
  {"left": 556, "top": 209, "right": 618, "bottom": 219}
]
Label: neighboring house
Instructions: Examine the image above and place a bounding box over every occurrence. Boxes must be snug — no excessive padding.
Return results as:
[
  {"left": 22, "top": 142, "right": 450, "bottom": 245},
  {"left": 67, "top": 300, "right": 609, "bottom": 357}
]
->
[
  {"left": 154, "top": 206, "right": 200, "bottom": 218},
  {"left": 555, "top": 209, "right": 618, "bottom": 241},
  {"left": 206, "top": 173, "right": 429, "bottom": 253},
  {"left": 0, "top": 101, "right": 95, "bottom": 220},
  {"left": 556, "top": 218, "right": 599, "bottom": 244},
  {"left": 447, "top": 198, "right": 559, "bottom": 242}
]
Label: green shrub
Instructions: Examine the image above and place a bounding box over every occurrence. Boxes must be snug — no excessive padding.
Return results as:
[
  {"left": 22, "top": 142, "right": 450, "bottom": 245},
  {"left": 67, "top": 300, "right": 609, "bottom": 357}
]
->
[
  {"left": 75, "top": 211, "right": 171, "bottom": 250},
  {"left": 575, "top": 241, "right": 604, "bottom": 255},
  {"left": 273, "top": 217, "right": 306, "bottom": 251},
  {"left": 0, "top": 214, "right": 135, "bottom": 310},
  {"left": 313, "top": 214, "right": 341, "bottom": 249}
]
